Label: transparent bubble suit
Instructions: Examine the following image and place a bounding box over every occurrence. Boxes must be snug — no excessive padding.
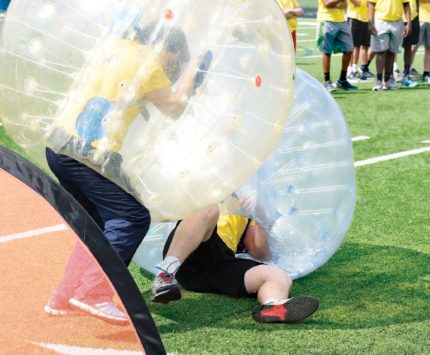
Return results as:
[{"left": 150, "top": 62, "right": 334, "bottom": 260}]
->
[
  {"left": 0, "top": 0, "right": 295, "bottom": 221},
  {"left": 134, "top": 69, "right": 356, "bottom": 279}
]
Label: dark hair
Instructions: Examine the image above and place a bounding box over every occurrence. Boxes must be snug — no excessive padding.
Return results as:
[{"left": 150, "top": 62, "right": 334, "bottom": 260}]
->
[{"left": 135, "top": 22, "right": 190, "bottom": 66}]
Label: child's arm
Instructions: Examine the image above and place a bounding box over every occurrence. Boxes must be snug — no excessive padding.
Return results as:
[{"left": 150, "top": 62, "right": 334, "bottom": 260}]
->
[{"left": 284, "top": 6, "right": 304, "bottom": 18}]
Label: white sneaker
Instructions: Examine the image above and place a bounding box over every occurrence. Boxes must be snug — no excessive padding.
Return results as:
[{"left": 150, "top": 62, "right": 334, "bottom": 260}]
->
[
  {"left": 393, "top": 69, "right": 403, "bottom": 82},
  {"left": 372, "top": 80, "right": 384, "bottom": 91},
  {"left": 347, "top": 71, "right": 361, "bottom": 82},
  {"left": 383, "top": 79, "right": 400, "bottom": 90},
  {"left": 69, "top": 298, "right": 129, "bottom": 325},
  {"left": 323, "top": 80, "right": 336, "bottom": 92}
]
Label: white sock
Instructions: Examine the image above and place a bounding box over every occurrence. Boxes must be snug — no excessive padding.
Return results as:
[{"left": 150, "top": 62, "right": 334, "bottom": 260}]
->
[
  {"left": 352, "top": 64, "right": 357, "bottom": 73},
  {"left": 347, "top": 66, "right": 352, "bottom": 75},
  {"left": 393, "top": 62, "right": 399, "bottom": 71},
  {"left": 156, "top": 256, "right": 181, "bottom": 275},
  {"left": 263, "top": 298, "right": 289, "bottom": 305}
]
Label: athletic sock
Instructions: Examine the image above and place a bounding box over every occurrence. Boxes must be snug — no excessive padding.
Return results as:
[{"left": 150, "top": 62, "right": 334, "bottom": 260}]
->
[
  {"left": 352, "top": 64, "right": 358, "bottom": 73},
  {"left": 377, "top": 73, "right": 383, "bottom": 81},
  {"left": 361, "top": 64, "right": 369, "bottom": 72},
  {"left": 404, "top": 65, "right": 411, "bottom": 76},
  {"left": 156, "top": 256, "right": 181, "bottom": 275},
  {"left": 263, "top": 298, "right": 289, "bottom": 305},
  {"left": 423, "top": 71, "right": 429, "bottom": 77},
  {"left": 324, "top": 72, "right": 330, "bottom": 82},
  {"left": 339, "top": 70, "right": 347, "bottom": 81},
  {"left": 384, "top": 73, "right": 391, "bottom": 82}
]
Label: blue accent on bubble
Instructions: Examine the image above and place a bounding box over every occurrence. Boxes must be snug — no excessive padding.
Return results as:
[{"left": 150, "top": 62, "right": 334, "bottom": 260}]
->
[
  {"left": 75, "top": 97, "right": 111, "bottom": 150},
  {"left": 193, "top": 50, "right": 213, "bottom": 91}
]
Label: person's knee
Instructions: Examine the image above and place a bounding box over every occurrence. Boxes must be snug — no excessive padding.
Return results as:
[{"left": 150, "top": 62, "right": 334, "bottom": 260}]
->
[{"left": 245, "top": 265, "right": 292, "bottom": 292}]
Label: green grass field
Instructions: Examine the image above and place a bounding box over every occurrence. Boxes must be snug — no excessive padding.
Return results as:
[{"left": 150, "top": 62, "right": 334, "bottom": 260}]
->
[{"left": 2, "top": 17, "right": 430, "bottom": 354}]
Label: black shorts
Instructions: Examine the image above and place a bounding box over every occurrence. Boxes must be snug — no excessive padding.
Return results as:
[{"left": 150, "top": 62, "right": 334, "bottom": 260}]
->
[
  {"left": 403, "top": 16, "right": 420, "bottom": 46},
  {"left": 348, "top": 17, "right": 370, "bottom": 47},
  {"left": 163, "top": 222, "right": 263, "bottom": 298}
]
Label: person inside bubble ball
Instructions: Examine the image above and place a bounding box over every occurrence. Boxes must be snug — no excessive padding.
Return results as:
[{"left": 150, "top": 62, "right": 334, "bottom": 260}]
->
[
  {"left": 44, "top": 22, "right": 208, "bottom": 324},
  {"left": 47, "top": 21, "right": 205, "bottom": 181},
  {"left": 151, "top": 203, "right": 319, "bottom": 324}
]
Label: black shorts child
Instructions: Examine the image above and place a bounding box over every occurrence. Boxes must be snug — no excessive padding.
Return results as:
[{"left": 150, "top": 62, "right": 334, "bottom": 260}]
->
[
  {"left": 163, "top": 222, "right": 263, "bottom": 298},
  {"left": 403, "top": 16, "right": 420, "bottom": 47},
  {"left": 348, "top": 18, "right": 370, "bottom": 47}
]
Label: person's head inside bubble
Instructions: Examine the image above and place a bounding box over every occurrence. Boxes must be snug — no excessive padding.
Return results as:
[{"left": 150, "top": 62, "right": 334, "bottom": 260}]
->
[{"left": 135, "top": 21, "right": 191, "bottom": 83}]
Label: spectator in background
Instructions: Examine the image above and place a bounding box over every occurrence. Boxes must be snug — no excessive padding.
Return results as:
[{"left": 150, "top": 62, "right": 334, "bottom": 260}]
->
[
  {"left": 346, "top": 0, "right": 375, "bottom": 81},
  {"left": 368, "top": 0, "right": 411, "bottom": 91},
  {"left": 412, "top": 0, "right": 430, "bottom": 82},
  {"left": 317, "top": 0, "right": 358, "bottom": 92},
  {"left": 276, "top": 0, "right": 304, "bottom": 51},
  {"left": 401, "top": 0, "right": 420, "bottom": 87}
]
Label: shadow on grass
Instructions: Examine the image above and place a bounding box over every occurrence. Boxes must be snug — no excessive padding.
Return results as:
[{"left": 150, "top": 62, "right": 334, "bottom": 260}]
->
[{"left": 133, "top": 241, "right": 430, "bottom": 333}]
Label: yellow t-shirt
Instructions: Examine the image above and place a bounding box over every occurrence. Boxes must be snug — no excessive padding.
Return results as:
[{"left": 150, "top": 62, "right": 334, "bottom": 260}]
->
[
  {"left": 403, "top": 0, "right": 418, "bottom": 21},
  {"left": 216, "top": 215, "right": 256, "bottom": 253},
  {"left": 317, "top": 0, "right": 346, "bottom": 22},
  {"left": 368, "top": 0, "right": 410, "bottom": 21},
  {"left": 56, "top": 39, "right": 171, "bottom": 152},
  {"left": 277, "top": 0, "right": 301, "bottom": 32},
  {"left": 419, "top": 1, "right": 430, "bottom": 23},
  {"left": 347, "top": 0, "right": 369, "bottom": 22}
]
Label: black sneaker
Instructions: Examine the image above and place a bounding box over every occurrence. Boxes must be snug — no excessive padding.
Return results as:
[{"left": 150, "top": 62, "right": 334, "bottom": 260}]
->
[
  {"left": 336, "top": 80, "right": 358, "bottom": 90},
  {"left": 151, "top": 272, "right": 181, "bottom": 303},
  {"left": 252, "top": 296, "right": 319, "bottom": 323}
]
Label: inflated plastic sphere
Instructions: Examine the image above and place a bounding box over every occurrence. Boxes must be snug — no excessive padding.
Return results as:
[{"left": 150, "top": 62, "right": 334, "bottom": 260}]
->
[
  {"left": 0, "top": 0, "right": 295, "bottom": 221},
  {"left": 134, "top": 69, "right": 356, "bottom": 278}
]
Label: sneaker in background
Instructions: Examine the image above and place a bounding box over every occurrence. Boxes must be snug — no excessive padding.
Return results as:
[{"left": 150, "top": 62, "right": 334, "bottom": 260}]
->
[
  {"left": 402, "top": 76, "right": 418, "bottom": 88},
  {"left": 336, "top": 79, "right": 358, "bottom": 90},
  {"left": 372, "top": 80, "right": 384, "bottom": 91},
  {"left": 151, "top": 271, "right": 181, "bottom": 303},
  {"left": 252, "top": 296, "right": 320, "bottom": 323},
  {"left": 383, "top": 79, "right": 400, "bottom": 90},
  {"left": 393, "top": 69, "right": 403, "bottom": 82},
  {"left": 361, "top": 70, "right": 375, "bottom": 80},
  {"left": 422, "top": 75, "right": 430, "bottom": 83},
  {"left": 69, "top": 297, "right": 130, "bottom": 325},
  {"left": 44, "top": 290, "right": 83, "bottom": 317},
  {"left": 347, "top": 71, "right": 361, "bottom": 82},
  {"left": 409, "top": 68, "right": 421, "bottom": 78},
  {"left": 323, "top": 80, "right": 336, "bottom": 92}
]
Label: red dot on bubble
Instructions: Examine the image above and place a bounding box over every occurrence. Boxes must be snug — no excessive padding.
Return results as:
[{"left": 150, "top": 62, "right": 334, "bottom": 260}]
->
[
  {"left": 255, "top": 75, "right": 262, "bottom": 88},
  {"left": 163, "top": 9, "right": 175, "bottom": 20}
]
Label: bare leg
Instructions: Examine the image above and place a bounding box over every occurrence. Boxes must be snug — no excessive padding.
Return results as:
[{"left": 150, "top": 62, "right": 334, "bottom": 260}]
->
[
  {"left": 375, "top": 51, "right": 385, "bottom": 76},
  {"left": 403, "top": 44, "right": 413, "bottom": 75},
  {"left": 360, "top": 46, "right": 369, "bottom": 66},
  {"left": 322, "top": 52, "right": 331, "bottom": 76},
  {"left": 244, "top": 265, "right": 292, "bottom": 304},
  {"left": 351, "top": 46, "right": 359, "bottom": 67},
  {"left": 165, "top": 205, "right": 219, "bottom": 263},
  {"left": 385, "top": 51, "right": 396, "bottom": 76},
  {"left": 245, "top": 265, "right": 319, "bottom": 323},
  {"left": 424, "top": 46, "right": 430, "bottom": 72},
  {"left": 341, "top": 51, "right": 352, "bottom": 72}
]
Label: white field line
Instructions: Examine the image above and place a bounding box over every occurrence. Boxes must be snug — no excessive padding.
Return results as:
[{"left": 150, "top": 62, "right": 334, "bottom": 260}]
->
[
  {"left": 352, "top": 136, "right": 370, "bottom": 142},
  {"left": 421, "top": 140, "right": 430, "bottom": 144},
  {"left": 34, "top": 343, "right": 144, "bottom": 355},
  {"left": 34, "top": 343, "right": 177, "bottom": 355},
  {"left": 0, "top": 224, "right": 67, "bottom": 244},
  {"left": 354, "top": 146, "right": 430, "bottom": 167},
  {"left": 2, "top": 145, "right": 430, "bottom": 244}
]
